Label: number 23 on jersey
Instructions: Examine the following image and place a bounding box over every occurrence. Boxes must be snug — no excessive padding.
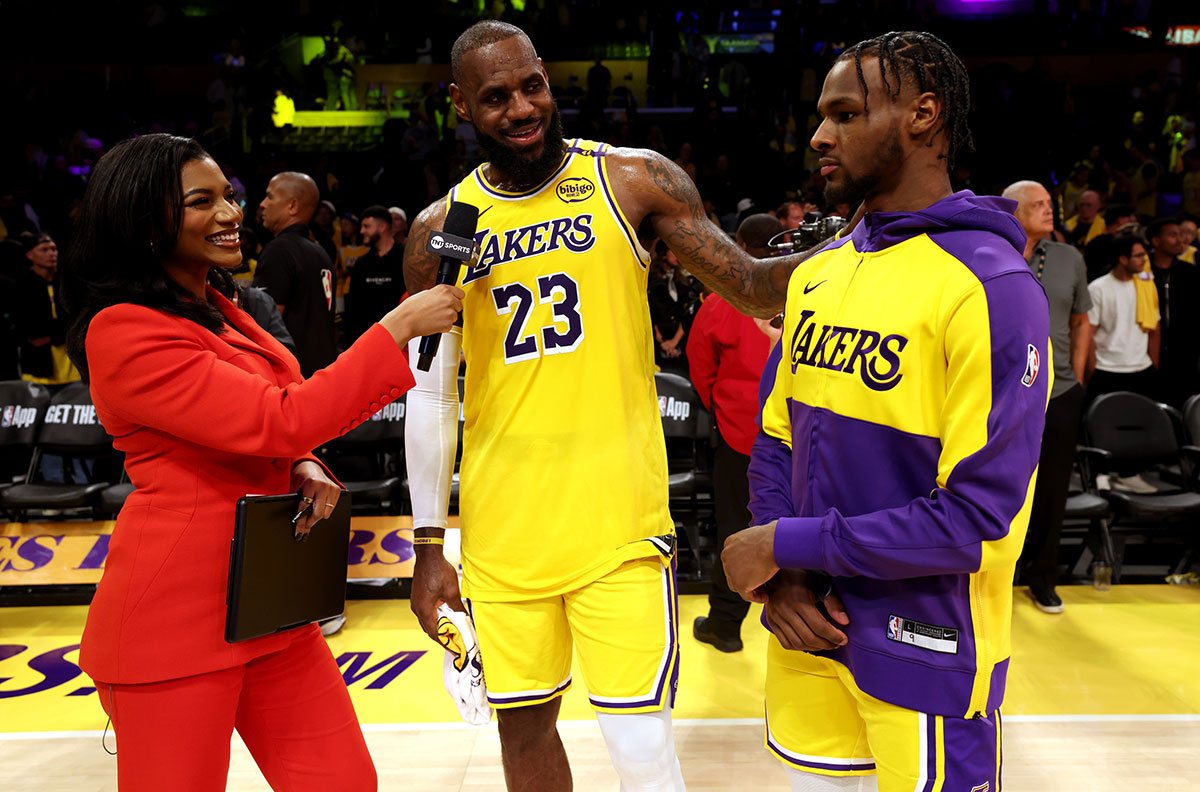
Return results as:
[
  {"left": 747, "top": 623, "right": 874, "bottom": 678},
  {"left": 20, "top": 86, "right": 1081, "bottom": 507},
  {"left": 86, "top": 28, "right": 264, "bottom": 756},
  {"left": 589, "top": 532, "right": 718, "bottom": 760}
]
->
[{"left": 491, "top": 271, "right": 584, "bottom": 364}]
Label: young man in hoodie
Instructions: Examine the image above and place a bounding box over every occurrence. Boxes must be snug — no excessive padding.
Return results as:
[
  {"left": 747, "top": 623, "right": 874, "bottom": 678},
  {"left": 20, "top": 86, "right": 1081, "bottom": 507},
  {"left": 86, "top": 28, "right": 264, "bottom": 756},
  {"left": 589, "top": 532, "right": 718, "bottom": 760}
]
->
[{"left": 723, "top": 32, "right": 1049, "bottom": 792}]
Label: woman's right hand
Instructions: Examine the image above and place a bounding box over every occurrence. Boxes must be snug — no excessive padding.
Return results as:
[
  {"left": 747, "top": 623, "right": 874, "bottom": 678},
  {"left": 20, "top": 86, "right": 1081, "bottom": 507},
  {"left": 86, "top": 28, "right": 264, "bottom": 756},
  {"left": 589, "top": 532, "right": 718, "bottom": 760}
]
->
[{"left": 379, "top": 285, "right": 465, "bottom": 346}]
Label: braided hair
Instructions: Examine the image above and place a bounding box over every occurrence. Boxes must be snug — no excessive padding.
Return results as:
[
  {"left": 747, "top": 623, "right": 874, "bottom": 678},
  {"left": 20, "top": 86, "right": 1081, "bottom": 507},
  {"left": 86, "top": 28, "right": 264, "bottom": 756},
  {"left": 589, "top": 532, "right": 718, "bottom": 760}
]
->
[{"left": 840, "top": 32, "right": 974, "bottom": 171}]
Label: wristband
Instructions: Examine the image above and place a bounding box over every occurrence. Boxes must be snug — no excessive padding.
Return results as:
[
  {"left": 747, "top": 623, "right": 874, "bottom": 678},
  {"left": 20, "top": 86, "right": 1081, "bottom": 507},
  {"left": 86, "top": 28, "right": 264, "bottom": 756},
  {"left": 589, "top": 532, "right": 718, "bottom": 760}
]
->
[{"left": 412, "top": 536, "right": 445, "bottom": 546}]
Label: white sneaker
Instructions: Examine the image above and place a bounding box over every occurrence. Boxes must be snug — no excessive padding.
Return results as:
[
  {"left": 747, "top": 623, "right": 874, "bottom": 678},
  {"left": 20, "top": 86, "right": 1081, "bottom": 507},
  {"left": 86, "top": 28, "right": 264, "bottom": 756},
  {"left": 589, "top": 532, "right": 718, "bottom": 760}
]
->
[
  {"left": 319, "top": 614, "right": 347, "bottom": 636},
  {"left": 1111, "top": 474, "right": 1157, "bottom": 494}
]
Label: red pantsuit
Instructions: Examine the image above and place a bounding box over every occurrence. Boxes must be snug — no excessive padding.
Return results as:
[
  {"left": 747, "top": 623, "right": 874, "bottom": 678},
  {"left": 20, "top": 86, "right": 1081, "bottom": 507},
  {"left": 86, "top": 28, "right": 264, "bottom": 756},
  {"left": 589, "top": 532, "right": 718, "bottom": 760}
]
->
[
  {"left": 79, "top": 287, "right": 415, "bottom": 790},
  {"left": 97, "top": 627, "right": 375, "bottom": 791}
]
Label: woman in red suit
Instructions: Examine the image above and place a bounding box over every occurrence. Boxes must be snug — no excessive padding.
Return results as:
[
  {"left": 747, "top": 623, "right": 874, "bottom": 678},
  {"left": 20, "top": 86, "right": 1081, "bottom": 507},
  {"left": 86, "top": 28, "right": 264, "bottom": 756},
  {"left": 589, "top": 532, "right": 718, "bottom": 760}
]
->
[{"left": 63, "top": 134, "right": 463, "bottom": 791}]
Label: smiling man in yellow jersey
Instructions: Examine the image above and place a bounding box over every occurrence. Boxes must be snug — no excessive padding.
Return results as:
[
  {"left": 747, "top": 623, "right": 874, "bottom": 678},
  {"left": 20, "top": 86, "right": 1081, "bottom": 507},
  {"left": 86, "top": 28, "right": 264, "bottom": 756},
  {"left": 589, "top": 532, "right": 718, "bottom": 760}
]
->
[{"left": 402, "top": 20, "right": 847, "bottom": 792}]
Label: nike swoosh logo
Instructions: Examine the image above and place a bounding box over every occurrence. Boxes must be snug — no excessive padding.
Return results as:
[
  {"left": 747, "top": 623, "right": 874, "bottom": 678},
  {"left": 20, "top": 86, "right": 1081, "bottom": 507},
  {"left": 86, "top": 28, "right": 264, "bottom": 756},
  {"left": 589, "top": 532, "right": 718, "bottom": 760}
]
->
[{"left": 803, "top": 280, "right": 826, "bottom": 294}]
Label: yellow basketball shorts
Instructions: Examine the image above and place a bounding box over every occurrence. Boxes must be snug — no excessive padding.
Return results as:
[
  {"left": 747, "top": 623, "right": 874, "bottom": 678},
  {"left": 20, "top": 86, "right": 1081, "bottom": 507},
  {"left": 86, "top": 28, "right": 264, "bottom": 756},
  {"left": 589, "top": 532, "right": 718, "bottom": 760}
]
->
[
  {"left": 467, "top": 558, "right": 679, "bottom": 714},
  {"left": 765, "top": 636, "right": 1002, "bottom": 792}
]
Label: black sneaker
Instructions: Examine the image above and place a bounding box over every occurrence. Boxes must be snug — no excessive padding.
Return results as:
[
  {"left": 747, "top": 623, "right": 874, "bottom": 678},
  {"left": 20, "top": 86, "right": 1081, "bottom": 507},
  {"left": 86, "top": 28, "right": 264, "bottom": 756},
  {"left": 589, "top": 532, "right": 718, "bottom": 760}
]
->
[
  {"left": 1028, "top": 585, "right": 1064, "bottom": 614},
  {"left": 693, "top": 616, "right": 743, "bottom": 653}
]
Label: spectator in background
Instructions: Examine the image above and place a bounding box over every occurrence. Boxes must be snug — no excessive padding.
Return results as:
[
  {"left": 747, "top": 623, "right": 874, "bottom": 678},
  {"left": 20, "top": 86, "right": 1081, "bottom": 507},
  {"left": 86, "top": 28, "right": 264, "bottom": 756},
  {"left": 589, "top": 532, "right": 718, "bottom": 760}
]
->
[
  {"left": 1182, "top": 150, "right": 1200, "bottom": 216},
  {"left": 314, "top": 199, "right": 340, "bottom": 247},
  {"left": 1004, "top": 181, "right": 1092, "bottom": 614},
  {"left": 322, "top": 36, "right": 357, "bottom": 111},
  {"left": 1061, "top": 161, "right": 1092, "bottom": 220},
  {"left": 14, "top": 232, "right": 85, "bottom": 483},
  {"left": 344, "top": 205, "right": 405, "bottom": 345},
  {"left": 336, "top": 213, "right": 368, "bottom": 313},
  {"left": 310, "top": 199, "right": 340, "bottom": 270},
  {"left": 776, "top": 201, "right": 805, "bottom": 240},
  {"left": 1064, "top": 190, "right": 1105, "bottom": 251},
  {"left": 230, "top": 226, "right": 258, "bottom": 283},
  {"left": 388, "top": 206, "right": 408, "bottom": 244},
  {"left": 234, "top": 285, "right": 295, "bottom": 353},
  {"left": 1128, "top": 142, "right": 1159, "bottom": 221},
  {"left": 255, "top": 172, "right": 338, "bottom": 377},
  {"left": 734, "top": 197, "right": 757, "bottom": 228},
  {"left": 673, "top": 142, "right": 697, "bottom": 181},
  {"left": 649, "top": 244, "right": 700, "bottom": 373},
  {"left": 1177, "top": 212, "right": 1197, "bottom": 265},
  {"left": 1084, "top": 204, "right": 1138, "bottom": 282},
  {"left": 1146, "top": 217, "right": 1200, "bottom": 407},
  {"left": 1087, "top": 234, "right": 1159, "bottom": 406},
  {"left": 689, "top": 213, "right": 781, "bottom": 653},
  {"left": 586, "top": 57, "right": 611, "bottom": 107},
  {"left": 13, "top": 232, "right": 79, "bottom": 387}
]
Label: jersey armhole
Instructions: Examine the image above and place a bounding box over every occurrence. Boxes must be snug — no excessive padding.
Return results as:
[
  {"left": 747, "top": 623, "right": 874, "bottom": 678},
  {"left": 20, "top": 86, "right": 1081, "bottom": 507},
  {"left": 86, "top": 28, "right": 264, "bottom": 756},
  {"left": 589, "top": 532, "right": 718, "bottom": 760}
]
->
[{"left": 595, "top": 146, "right": 651, "bottom": 270}]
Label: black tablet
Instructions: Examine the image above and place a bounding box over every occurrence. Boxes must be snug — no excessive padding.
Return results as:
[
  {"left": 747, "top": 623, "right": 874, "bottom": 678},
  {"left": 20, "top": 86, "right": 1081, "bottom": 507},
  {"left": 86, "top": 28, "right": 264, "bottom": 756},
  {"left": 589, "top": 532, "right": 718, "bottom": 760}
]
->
[{"left": 225, "top": 492, "right": 352, "bottom": 643}]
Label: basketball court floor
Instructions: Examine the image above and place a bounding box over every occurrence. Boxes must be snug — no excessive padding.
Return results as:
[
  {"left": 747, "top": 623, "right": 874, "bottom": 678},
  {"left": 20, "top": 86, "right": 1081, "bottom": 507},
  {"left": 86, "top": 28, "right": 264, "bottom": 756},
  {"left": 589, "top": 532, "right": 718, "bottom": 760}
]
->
[{"left": 2, "top": 585, "right": 1197, "bottom": 790}]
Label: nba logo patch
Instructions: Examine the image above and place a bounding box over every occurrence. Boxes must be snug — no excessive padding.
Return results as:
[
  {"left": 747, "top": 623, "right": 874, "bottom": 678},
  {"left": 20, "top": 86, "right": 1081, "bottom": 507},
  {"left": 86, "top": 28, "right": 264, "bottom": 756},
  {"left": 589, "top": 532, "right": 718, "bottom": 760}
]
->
[
  {"left": 888, "top": 615, "right": 902, "bottom": 641},
  {"left": 1021, "top": 344, "right": 1039, "bottom": 388},
  {"left": 1, "top": 406, "right": 12, "bottom": 428}
]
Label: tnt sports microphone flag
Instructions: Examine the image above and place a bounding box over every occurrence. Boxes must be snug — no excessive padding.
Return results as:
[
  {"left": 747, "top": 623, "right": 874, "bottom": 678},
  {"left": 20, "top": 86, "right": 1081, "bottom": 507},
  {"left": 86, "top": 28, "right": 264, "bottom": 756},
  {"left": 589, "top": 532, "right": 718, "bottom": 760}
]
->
[{"left": 436, "top": 603, "right": 491, "bottom": 725}]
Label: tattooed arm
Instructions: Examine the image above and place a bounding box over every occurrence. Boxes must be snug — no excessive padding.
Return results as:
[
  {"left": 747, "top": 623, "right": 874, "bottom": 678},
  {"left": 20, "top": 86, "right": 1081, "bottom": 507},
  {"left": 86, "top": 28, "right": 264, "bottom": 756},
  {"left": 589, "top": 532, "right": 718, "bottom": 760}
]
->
[
  {"left": 606, "top": 148, "right": 839, "bottom": 318},
  {"left": 403, "top": 199, "right": 449, "bottom": 294}
]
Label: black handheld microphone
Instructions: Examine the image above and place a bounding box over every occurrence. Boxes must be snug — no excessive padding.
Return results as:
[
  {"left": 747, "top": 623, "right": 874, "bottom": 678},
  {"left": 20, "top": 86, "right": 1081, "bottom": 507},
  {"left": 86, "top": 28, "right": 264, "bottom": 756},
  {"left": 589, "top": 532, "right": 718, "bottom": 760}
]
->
[{"left": 417, "top": 200, "right": 479, "bottom": 372}]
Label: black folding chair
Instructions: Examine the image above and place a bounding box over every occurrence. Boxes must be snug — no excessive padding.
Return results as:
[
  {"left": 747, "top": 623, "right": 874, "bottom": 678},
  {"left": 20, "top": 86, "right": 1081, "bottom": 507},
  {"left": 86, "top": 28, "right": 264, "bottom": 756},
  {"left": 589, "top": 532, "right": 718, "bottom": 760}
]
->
[
  {"left": 655, "top": 371, "right": 714, "bottom": 579},
  {"left": 98, "top": 474, "right": 135, "bottom": 517},
  {"left": 1062, "top": 457, "right": 1116, "bottom": 586},
  {"left": 0, "top": 380, "right": 52, "bottom": 497},
  {"left": 1181, "top": 393, "right": 1200, "bottom": 489},
  {"left": 1080, "top": 391, "right": 1200, "bottom": 579},
  {"left": 318, "top": 396, "right": 407, "bottom": 515},
  {"left": 0, "top": 382, "right": 117, "bottom": 519}
]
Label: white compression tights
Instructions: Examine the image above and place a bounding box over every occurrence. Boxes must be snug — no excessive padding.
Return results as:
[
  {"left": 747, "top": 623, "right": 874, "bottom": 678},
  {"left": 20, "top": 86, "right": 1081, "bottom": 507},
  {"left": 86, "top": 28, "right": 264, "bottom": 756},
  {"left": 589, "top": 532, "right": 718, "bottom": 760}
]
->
[
  {"left": 595, "top": 708, "right": 687, "bottom": 791},
  {"left": 787, "top": 767, "right": 879, "bottom": 792}
]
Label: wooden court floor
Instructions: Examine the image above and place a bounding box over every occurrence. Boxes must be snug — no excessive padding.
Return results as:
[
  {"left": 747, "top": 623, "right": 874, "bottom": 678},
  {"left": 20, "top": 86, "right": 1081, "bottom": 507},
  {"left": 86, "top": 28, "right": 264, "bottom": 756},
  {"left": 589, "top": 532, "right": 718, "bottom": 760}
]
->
[{"left": 2, "top": 585, "right": 1198, "bottom": 790}]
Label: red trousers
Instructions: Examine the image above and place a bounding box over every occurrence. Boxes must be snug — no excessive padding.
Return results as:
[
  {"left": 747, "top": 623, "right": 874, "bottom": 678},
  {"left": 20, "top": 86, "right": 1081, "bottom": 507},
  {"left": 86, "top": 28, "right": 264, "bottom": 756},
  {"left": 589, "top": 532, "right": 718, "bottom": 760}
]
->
[{"left": 96, "top": 626, "right": 376, "bottom": 792}]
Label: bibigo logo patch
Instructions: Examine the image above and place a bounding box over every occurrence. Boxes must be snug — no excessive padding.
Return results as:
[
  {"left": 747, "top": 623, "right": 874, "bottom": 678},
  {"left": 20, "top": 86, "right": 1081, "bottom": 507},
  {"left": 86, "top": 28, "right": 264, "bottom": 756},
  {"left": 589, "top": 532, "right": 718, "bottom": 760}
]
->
[{"left": 556, "top": 177, "right": 595, "bottom": 203}]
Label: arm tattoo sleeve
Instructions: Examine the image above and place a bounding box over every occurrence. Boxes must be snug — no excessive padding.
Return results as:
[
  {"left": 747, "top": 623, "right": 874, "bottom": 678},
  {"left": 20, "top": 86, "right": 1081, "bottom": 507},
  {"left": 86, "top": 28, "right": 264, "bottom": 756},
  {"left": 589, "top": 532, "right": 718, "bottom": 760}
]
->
[
  {"left": 403, "top": 213, "right": 440, "bottom": 293},
  {"left": 646, "top": 154, "right": 817, "bottom": 318}
]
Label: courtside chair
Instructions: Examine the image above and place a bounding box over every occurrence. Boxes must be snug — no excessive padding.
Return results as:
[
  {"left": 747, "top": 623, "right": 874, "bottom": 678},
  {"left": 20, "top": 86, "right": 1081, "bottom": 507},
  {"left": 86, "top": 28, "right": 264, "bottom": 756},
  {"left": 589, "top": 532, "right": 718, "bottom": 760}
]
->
[
  {"left": 1181, "top": 393, "right": 1200, "bottom": 489},
  {"left": 654, "top": 371, "right": 714, "bottom": 580},
  {"left": 1081, "top": 391, "right": 1200, "bottom": 579},
  {"left": 318, "top": 395, "right": 407, "bottom": 515},
  {"left": 1062, "top": 456, "right": 1116, "bottom": 585},
  {"left": 0, "top": 380, "right": 51, "bottom": 497},
  {"left": 98, "top": 472, "right": 135, "bottom": 517},
  {"left": 0, "top": 382, "right": 117, "bottom": 520}
]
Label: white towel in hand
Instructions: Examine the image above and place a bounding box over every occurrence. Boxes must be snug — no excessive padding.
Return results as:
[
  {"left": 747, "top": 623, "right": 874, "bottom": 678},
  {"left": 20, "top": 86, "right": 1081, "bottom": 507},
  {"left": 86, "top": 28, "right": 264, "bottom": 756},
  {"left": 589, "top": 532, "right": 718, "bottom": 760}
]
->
[{"left": 435, "top": 604, "right": 491, "bottom": 725}]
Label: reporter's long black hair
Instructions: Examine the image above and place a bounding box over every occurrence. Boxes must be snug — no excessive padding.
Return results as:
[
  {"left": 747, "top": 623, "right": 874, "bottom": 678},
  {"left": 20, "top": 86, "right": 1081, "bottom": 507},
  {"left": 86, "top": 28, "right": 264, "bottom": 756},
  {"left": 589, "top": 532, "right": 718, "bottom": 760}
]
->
[{"left": 64, "top": 133, "right": 238, "bottom": 381}]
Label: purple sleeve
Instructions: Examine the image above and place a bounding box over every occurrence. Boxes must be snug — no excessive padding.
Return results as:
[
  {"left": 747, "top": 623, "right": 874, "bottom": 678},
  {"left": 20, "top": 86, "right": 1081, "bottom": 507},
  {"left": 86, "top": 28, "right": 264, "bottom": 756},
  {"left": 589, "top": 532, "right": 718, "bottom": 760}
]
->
[
  {"left": 774, "top": 272, "right": 1050, "bottom": 578},
  {"left": 748, "top": 339, "right": 795, "bottom": 525}
]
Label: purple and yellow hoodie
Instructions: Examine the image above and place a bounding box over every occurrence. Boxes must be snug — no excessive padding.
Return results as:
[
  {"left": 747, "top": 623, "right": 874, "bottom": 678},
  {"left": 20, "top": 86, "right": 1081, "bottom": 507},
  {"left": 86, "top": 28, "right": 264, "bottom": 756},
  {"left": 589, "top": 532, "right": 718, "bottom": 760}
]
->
[{"left": 750, "top": 191, "right": 1050, "bottom": 719}]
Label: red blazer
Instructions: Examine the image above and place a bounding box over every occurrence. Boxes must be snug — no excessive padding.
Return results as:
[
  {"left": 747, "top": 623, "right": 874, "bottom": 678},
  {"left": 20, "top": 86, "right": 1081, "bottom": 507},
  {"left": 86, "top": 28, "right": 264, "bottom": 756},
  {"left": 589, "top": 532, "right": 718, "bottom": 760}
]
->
[
  {"left": 79, "top": 287, "right": 414, "bottom": 684},
  {"left": 687, "top": 294, "right": 773, "bottom": 457}
]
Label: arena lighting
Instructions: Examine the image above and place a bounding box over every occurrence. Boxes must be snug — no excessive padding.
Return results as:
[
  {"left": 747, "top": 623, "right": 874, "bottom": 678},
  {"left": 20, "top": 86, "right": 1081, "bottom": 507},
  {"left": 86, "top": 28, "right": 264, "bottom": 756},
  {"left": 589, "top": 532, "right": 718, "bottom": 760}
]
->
[{"left": 935, "top": 0, "right": 1033, "bottom": 14}]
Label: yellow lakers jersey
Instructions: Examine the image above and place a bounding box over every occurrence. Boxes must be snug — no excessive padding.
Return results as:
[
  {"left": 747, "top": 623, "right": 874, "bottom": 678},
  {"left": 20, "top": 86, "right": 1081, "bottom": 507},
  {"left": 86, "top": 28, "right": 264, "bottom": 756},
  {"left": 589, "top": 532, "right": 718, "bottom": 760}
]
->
[{"left": 448, "top": 139, "right": 673, "bottom": 601}]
